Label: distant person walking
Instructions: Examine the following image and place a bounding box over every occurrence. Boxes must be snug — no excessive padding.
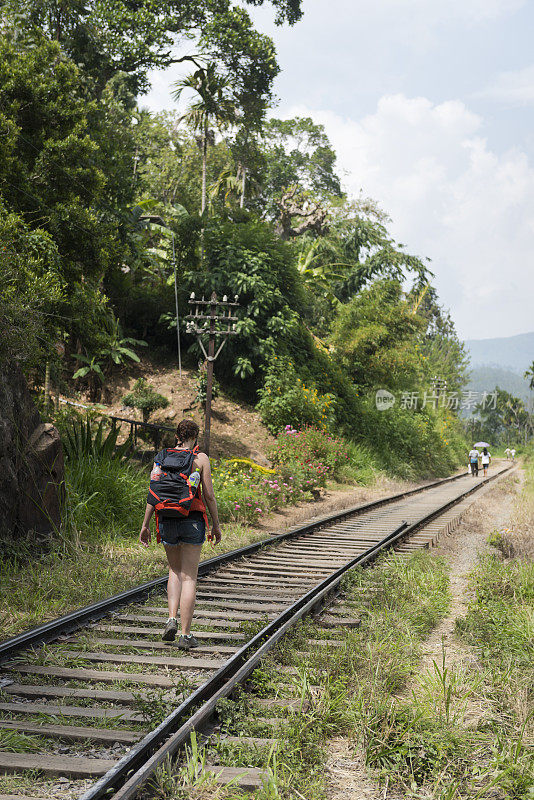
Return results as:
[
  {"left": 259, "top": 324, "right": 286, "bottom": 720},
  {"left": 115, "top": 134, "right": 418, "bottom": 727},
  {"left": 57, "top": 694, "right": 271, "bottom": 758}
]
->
[
  {"left": 139, "top": 419, "right": 222, "bottom": 648},
  {"left": 481, "top": 447, "right": 491, "bottom": 476},
  {"left": 504, "top": 447, "right": 511, "bottom": 460},
  {"left": 468, "top": 447, "right": 479, "bottom": 476},
  {"left": 511, "top": 448, "right": 516, "bottom": 462}
]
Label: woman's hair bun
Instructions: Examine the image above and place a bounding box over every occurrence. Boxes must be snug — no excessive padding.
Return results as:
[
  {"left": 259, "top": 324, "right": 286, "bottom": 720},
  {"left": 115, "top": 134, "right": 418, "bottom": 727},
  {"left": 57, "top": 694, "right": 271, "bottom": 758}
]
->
[{"left": 176, "top": 419, "right": 200, "bottom": 444}]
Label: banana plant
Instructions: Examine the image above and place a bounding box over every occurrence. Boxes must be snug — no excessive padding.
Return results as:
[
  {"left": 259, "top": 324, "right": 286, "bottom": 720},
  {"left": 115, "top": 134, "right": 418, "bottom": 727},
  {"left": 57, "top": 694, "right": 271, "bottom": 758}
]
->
[
  {"left": 72, "top": 354, "right": 105, "bottom": 401},
  {"left": 143, "top": 205, "right": 191, "bottom": 282},
  {"left": 295, "top": 238, "right": 350, "bottom": 299},
  {"left": 101, "top": 313, "right": 147, "bottom": 368}
]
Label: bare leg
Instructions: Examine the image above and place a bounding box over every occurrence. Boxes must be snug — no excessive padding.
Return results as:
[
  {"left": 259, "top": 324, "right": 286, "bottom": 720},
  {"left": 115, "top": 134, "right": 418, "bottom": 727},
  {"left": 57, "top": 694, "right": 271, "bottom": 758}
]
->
[
  {"left": 179, "top": 543, "right": 203, "bottom": 635},
  {"left": 164, "top": 545, "right": 183, "bottom": 619}
]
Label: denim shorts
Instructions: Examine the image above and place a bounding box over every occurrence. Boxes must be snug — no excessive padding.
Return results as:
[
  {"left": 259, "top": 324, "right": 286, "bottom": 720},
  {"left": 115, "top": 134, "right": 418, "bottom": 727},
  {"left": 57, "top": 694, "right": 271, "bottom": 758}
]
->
[{"left": 160, "top": 513, "right": 206, "bottom": 546}]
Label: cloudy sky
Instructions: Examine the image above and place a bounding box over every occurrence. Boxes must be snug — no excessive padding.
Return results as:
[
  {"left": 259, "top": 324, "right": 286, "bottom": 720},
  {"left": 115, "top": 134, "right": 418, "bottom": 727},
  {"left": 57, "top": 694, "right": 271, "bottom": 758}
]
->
[{"left": 143, "top": 0, "right": 534, "bottom": 341}]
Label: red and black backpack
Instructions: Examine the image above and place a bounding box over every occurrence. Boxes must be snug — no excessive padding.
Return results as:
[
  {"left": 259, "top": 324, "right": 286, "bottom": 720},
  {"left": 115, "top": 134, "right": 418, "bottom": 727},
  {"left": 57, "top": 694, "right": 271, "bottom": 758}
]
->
[{"left": 147, "top": 446, "right": 208, "bottom": 537}]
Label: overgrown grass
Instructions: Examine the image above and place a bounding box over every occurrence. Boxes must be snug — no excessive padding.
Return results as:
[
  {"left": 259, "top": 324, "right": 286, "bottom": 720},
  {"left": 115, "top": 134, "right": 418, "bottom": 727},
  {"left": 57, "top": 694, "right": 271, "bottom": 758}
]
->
[
  {"left": 345, "top": 472, "right": 533, "bottom": 800},
  {"left": 0, "top": 730, "right": 49, "bottom": 753},
  {"left": 489, "top": 460, "right": 534, "bottom": 561},
  {"left": 346, "top": 471, "right": 533, "bottom": 799},
  {"left": 65, "top": 453, "right": 146, "bottom": 530},
  {"left": 449, "top": 468, "right": 534, "bottom": 799}
]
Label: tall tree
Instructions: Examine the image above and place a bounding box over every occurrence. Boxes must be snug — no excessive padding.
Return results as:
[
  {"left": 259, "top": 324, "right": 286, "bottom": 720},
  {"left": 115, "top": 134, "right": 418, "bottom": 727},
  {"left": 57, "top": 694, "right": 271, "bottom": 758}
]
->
[
  {"left": 200, "top": 8, "right": 280, "bottom": 128},
  {"left": 329, "top": 200, "right": 431, "bottom": 301},
  {"left": 412, "top": 285, "right": 470, "bottom": 394},
  {"left": 172, "top": 63, "right": 236, "bottom": 215},
  {"left": 0, "top": 38, "right": 142, "bottom": 359},
  {"left": 0, "top": 200, "right": 63, "bottom": 368},
  {"left": 524, "top": 361, "right": 534, "bottom": 390},
  {"left": 0, "top": 39, "right": 131, "bottom": 283},
  {"left": 0, "top": 0, "right": 300, "bottom": 94},
  {"left": 262, "top": 117, "right": 342, "bottom": 201},
  {"left": 257, "top": 117, "right": 342, "bottom": 235},
  {"left": 474, "top": 388, "right": 533, "bottom": 445}
]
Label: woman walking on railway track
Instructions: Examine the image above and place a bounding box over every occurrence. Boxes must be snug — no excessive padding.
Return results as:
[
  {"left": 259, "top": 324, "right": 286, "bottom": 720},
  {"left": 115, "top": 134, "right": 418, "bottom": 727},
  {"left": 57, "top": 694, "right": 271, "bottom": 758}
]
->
[
  {"left": 481, "top": 447, "right": 491, "bottom": 476},
  {"left": 139, "top": 419, "right": 222, "bottom": 648}
]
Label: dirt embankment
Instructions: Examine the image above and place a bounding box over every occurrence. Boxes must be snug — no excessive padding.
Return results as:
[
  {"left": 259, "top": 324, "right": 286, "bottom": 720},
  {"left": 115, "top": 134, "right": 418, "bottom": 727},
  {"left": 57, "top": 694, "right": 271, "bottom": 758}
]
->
[{"left": 65, "top": 357, "right": 274, "bottom": 464}]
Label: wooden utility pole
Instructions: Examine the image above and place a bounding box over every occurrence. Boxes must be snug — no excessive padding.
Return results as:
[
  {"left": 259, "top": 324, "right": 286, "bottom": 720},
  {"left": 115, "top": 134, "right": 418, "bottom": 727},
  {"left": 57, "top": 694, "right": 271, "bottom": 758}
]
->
[
  {"left": 171, "top": 234, "right": 182, "bottom": 378},
  {"left": 204, "top": 294, "right": 217, "bottom": 454},
  {"left": 186, "top": 292, "right": 239, "bottom": 455}
]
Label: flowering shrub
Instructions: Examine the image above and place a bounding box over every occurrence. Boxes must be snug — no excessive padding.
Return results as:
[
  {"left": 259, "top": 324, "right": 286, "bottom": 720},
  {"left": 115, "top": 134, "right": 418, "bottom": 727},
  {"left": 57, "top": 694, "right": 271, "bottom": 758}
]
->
[
  {"left": 224, "top": 458, "right": 276, "bottom": 477},
  {"left": 212, "top": 460, "right": 309, "bottom": 525},
  {"left": 211, "top": 427, "right": 376, "bottom": 526},
  {"left": 271, "top": 426, "right": 351, "bottom": 488},
  {"left": 257, "top": 357, "right": 336, "bottom": 434}
]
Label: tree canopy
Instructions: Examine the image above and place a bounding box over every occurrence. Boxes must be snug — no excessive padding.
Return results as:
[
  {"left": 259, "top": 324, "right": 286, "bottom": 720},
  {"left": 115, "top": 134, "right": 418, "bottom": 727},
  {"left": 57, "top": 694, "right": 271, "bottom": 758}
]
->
[
  {"left": 1, "top": 0, "right": 299, "bottom": 93},
  {"left": 0, "top": 0, "right": 483, "bottom": 473}
]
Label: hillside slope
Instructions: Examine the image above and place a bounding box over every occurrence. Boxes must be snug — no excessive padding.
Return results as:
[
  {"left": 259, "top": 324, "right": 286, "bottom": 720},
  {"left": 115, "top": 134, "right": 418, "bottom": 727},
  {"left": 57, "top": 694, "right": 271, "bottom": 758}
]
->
[
  {"left": 465, "top": 331, "right": 534, "bottom": 373},
  {"left": 463, "top": 331, "right": 534, "bottom": 401},
  {"left": 94, "top": 359, "right": 275, "bottom": 464}
]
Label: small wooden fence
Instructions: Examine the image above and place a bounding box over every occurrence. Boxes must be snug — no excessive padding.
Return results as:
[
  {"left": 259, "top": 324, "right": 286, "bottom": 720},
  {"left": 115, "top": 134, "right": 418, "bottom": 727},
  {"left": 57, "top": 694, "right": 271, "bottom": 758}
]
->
[{"left": 59, "top": 398, "right": 175, "bottom": 450}]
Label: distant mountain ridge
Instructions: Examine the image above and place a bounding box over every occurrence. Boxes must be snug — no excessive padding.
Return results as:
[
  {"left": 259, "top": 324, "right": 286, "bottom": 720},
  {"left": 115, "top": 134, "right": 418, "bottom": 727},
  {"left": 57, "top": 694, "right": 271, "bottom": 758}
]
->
[
  {"left": 464, "top": 331, "right": 534, "bottom": 374},
  {"left": 463, "top": 331, "right": 534, "bottom": 402}
]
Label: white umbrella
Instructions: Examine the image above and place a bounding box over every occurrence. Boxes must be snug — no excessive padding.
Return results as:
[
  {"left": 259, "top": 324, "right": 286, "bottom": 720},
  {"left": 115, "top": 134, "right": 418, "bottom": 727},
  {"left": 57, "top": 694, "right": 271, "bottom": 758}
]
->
[{"left": 474, "top": 441, "right": 490, "bottom": 448}]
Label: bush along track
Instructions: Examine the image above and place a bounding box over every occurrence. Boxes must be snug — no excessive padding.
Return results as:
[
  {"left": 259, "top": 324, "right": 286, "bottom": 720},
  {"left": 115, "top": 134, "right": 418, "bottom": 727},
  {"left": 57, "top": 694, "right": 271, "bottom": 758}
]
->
[{"left": 214, "top": 426, "right": 377, "bottom": 525}]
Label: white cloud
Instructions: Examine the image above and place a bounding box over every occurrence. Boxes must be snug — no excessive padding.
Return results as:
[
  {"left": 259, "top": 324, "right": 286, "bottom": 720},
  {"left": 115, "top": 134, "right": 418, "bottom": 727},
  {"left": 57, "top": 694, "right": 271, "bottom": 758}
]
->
[
  {"left": 476, "top": 64, "right": 534, "bottom": 106},
  {"left": 286, "top": 95, "right": 534, "bottom": 338},
  {"left": 375, "top": 0, "right": 524, "bottom": 23}
]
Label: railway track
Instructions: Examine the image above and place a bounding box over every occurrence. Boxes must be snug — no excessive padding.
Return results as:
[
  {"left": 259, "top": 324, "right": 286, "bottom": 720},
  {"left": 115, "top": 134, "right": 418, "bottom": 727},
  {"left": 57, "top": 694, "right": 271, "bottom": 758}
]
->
[{"left": 0, "top": 464, "right": 513, "bottom": 800}]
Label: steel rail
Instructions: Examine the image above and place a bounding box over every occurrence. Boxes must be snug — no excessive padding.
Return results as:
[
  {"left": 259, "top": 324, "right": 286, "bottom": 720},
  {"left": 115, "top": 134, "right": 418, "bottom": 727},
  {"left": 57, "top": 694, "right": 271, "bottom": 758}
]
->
[
  {"left": 80, "top": 464, "right": 512, "bottom": 800},
  {"left": 0, "top": 468, "right": 472, "bottom": 663}
]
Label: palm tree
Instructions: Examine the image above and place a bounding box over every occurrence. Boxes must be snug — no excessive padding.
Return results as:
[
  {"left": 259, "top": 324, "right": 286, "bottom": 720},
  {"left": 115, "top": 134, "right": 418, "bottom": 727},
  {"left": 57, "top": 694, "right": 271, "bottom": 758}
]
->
[
  {"left": 524, "top": 360, "right": 534, "bottom": 390},
  {"left": 172, "top": 63, "right": 235, "bottom": 215}
]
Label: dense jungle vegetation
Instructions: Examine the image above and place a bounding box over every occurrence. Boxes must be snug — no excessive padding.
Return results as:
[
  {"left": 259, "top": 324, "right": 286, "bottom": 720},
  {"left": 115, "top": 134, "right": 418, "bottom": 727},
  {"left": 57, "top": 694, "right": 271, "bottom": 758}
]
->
[{"left": 0, "top": 0, "right": 473, "bottom": 478}]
